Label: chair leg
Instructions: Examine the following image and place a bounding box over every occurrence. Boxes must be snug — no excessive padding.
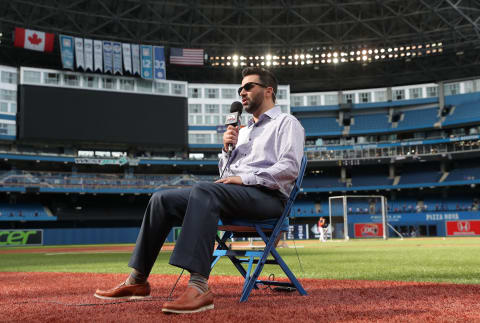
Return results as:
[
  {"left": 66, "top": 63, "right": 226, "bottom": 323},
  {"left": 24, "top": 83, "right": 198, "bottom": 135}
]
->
[
  {"left": 256, "top": 227, "right": 307, "bottom": 296},
  {"left": 239, "top": 226, "right": 278, "bottom": 302},
  {"left": 269, "top": 247, "right": 307, "bottom": 295},
  {"left": 242, "top": 256, "right": 255, "bottom": 294},
  {"left": 212, "top": 232, "right": 249, "bottom": 279}
]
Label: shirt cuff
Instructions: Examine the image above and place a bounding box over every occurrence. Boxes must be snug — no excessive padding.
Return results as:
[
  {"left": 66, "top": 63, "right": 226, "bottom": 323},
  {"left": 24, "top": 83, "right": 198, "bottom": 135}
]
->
[
  {"left": 240, "top": 173, "right": 257, "bottom": 186},
  {"left": 221, "top": 149, "right": 228, "bottom": 158}
]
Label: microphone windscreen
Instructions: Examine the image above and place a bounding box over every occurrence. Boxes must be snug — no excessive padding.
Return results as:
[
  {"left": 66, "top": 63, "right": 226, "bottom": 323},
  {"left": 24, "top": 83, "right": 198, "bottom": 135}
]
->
[{"left": 230, "top": 101, "right": 243, "bottom": 116}]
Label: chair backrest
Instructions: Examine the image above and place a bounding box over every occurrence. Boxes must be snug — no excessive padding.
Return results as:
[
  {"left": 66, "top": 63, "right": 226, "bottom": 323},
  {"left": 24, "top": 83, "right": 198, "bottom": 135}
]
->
[
  {"left": 284, "top": 155, "right": 307, "bottom": 218},
  {"left": 217, "top": 155, "right": 307, "bottom": 233},
  {"left": 258, "top": 154, "right": 307, "bottom": 236}
]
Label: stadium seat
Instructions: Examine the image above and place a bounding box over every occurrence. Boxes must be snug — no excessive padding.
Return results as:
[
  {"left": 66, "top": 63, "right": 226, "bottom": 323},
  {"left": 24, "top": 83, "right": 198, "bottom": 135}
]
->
[{"left": 211, "top": 155, "right": 308, "bottom": 302}]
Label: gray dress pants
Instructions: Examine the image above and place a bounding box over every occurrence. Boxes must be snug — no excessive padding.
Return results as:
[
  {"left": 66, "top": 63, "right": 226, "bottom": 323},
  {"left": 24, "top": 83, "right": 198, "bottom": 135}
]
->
[{"left": 128, "top": 182, "right": 285, "bottom": 278}]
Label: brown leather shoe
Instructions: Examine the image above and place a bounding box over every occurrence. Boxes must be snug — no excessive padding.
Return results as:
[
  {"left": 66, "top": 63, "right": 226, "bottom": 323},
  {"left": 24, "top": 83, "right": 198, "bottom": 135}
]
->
[
  {"left": 94, "top": 282, "right": 151, "bottom": 300},
  {"left": 162, "top": 286, "right": 214, "bottom": 314}
]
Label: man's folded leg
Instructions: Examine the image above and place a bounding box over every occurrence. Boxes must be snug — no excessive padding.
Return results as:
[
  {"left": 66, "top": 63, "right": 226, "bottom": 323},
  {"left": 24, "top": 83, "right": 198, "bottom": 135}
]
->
[
  {"left": 94, "top": 188, "right": 189, "bottom": 300},
  {"left": 164, "top": 183, "right": 284, "bottom": 313}
]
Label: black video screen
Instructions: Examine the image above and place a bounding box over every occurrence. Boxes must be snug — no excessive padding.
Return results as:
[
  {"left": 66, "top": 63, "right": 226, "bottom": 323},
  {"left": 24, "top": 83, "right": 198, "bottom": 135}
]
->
[{"left": 18, "top": 84, "right": 187, "bottom": 150}]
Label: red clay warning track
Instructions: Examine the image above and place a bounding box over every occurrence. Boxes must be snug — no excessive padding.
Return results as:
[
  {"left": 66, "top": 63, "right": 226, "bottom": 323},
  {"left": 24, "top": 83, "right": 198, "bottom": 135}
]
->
[{"left": 1, "top": 271, "right": 479, "bottom": 322}]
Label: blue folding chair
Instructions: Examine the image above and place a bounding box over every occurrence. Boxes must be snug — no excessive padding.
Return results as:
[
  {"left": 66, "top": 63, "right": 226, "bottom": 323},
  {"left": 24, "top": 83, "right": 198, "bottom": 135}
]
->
[{"left": 211, "top": 155, "right": 308, "bottom": 302}]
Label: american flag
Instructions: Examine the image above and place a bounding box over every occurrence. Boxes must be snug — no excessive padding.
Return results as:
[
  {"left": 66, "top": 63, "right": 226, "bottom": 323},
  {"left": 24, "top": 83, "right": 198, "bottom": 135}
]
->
[{"left": 170, "top": 48, "right": 204, "bottom": 66}]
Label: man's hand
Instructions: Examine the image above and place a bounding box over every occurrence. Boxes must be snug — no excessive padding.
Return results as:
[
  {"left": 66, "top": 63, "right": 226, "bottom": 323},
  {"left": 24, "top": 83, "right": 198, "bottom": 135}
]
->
[
  {"left": 215, "top": 176, "right": 243, "bottom": 185},
  {"left": 223, "top": 125, "right": 239, "bottom": 152}
]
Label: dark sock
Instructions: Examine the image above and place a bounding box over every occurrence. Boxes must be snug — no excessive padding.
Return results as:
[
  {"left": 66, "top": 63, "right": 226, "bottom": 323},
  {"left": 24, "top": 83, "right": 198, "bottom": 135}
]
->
[
  {"left": 126, "top": 269, "right": 147, "bottom": 285},
  {"left": 188, "top": 272, "right": 208, "bottom": 294}
]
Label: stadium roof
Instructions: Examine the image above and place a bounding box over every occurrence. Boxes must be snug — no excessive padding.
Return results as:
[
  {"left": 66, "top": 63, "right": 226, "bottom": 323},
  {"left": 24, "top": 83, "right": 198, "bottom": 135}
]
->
[{"left": 1, "top": 0, "right": 480, "bottom": 92}]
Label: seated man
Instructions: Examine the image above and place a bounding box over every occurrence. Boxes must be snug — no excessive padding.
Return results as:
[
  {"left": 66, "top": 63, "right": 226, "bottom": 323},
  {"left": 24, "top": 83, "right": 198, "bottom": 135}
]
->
[{"left": 94, "top": 67, "right": 305, "bottom": 314}]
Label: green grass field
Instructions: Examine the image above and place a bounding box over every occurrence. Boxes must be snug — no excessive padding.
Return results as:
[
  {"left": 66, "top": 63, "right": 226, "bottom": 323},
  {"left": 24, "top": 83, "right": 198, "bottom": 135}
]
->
[{"left": 2, "top": 238, "right": 480, "bottom": 284}]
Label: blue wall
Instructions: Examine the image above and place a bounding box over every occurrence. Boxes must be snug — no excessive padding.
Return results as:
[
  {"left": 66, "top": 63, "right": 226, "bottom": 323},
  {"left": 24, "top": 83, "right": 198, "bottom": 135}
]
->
[{"left": 42, "top": 227, "right": 176, "bottom": 245}]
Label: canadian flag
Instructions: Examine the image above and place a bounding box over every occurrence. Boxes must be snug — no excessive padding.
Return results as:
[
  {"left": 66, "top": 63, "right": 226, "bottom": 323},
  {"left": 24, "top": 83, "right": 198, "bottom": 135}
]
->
[{"left": 14, "top": 27, "right": 54, "bottom": 52}]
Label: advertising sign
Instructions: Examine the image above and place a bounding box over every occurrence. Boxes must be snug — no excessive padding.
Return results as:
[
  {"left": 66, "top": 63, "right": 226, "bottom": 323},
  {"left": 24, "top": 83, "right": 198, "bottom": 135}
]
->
[
  {"left": 446, "top": 220, "right": 480, "bottom": 236},
  {"left": 287, "top": 224, "right": 308, "bottom": 240},
  {"left": 0, "top": 229, "right": 43, "bottom": 246},
  {"left": 354, "top": 223, "right": 384, "bottom": 238}
]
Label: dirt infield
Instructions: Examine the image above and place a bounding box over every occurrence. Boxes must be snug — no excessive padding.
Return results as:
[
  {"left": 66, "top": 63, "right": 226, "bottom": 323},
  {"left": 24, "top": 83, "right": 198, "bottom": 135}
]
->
[{"left": 1, "top": 271, "right": 479, "bottom": 322}]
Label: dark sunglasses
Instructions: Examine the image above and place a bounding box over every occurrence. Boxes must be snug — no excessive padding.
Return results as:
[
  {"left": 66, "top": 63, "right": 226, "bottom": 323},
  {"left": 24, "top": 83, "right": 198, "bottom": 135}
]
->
[{"left": 237, "top": 82, "right": 267, "bottom": 96}]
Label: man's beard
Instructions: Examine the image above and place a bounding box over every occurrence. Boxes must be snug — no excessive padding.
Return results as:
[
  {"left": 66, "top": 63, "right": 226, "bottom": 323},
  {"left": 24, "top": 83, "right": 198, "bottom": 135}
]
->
[{"left": 244, "top": 92, "right": 263, "bottom": 114}]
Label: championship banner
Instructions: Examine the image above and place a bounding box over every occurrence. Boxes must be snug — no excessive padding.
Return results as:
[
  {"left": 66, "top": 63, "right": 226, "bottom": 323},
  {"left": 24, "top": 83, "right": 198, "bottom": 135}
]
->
[
  {"left": 84, "top": 38, "right": 93, "bottom": 71},
  {"left": 74, "top": 37, "right": 84, "bottom": 69},
  {"left": 0, "top": 229, "right": 43, "bottom": 246},
  {"left": 446, "top": 220, "right": 480, "bottom": 236},
  {"left": 112, "top": 42, "right": 123, "bottom": 75},
  {"left": 153, "top": 46, "right": 166, "bottom": 80},
  {"left": 93, "top": 40, "right": 103, "bottom": 72},
  {"left": 354, "top": 223, "right": 384, "bottom": 238},
  {"left": 59, "top": 35, "right": 74, "bottom": 70},
  {"left": 103, "top": 41, "right": 113, "bottom": 73},
  {"left": 131, "top": 44, "right": 140, "bottom": 75},
  {"left": 122, "top": 43, "right": 132, "bottom": 74},
  {"left": 140, "top": 45, "right": 153, "bottom": 80}
]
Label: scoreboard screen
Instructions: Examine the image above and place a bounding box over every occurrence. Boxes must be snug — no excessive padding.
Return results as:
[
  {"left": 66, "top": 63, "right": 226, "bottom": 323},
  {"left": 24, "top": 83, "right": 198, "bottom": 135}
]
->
[{"left": 18, "top": 84, "right": 188, "bottom": 150}]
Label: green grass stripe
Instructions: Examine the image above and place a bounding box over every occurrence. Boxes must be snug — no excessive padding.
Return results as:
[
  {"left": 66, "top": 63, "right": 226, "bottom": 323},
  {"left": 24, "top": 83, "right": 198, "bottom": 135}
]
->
[{"left": 1, "top": 238, "right": 479, "bottom": 284}]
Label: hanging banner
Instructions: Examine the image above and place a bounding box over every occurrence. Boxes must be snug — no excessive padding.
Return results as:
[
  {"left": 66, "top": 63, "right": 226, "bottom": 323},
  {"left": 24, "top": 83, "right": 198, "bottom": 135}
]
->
[
  {"left": 59, "top": 35, "right": 74, "bottom": 70},
  {"left": 112, "top": 42, "right": 123, "bottom": 75},
  {"left": 74, "top": 37, "right": 84, "bottom": 69},
  {"left": 131, "top": 44, "right": 140, "bottom": 76},
  {"left": 103, "top": 41, "right": 113, "bottom": 73},
  {"left": 84, "top": 38, "right": 93, "bottom": 71},
  {"left": 140, "top": 45, "right": 153, "bottom": 80},
  {"left": 153, "top": 46, "right": 166, "bottom": 80},
  {"left": 122, "top": 43, "right": 132, "bottom": 74},
  {"left": 93, "top": 40, "right": 103, "bottom": 72},
  {"left": 14, "top": 27, "right": 54, "bottom": 52}
]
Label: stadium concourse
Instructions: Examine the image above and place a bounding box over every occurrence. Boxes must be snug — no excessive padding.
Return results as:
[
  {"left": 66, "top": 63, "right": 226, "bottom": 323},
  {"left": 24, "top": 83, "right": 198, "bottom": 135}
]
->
[{"left": 1, "top": 0, "right": 480, "bottom": 321}]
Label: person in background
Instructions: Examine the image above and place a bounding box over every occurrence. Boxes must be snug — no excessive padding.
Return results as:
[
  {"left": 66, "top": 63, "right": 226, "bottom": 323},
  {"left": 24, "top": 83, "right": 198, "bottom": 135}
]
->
[{"left": 318, "top": 216, "right": 327, "bottom": 242}]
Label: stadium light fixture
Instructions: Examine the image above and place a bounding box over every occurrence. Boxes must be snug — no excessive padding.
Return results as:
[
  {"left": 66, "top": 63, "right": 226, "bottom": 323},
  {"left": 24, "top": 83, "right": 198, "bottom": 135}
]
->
[{"left": 209, "top": 41, "right": 444, "bottom": 68}]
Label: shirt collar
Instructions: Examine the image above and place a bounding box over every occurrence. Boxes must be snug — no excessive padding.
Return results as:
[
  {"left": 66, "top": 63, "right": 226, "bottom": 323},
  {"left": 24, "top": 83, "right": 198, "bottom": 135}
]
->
[{"left": 247, "top": 105, "right": 281, "bottom": 127}]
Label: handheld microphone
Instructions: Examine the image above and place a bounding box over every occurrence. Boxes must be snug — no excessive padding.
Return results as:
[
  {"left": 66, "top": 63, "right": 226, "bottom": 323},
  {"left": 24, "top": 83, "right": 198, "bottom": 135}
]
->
[{"left": 225, "top": 101, "right": 243, "bottom": 153}]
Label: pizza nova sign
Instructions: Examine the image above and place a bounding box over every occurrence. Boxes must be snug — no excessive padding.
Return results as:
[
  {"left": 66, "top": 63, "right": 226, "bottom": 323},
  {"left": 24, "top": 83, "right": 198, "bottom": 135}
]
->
[{"left": 0, "top": 230, "right": 43, "bottom": 246}]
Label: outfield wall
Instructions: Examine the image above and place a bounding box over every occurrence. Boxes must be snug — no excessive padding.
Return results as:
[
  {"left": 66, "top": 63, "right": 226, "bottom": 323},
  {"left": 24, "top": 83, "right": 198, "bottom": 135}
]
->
[
  {"left": 0, "top": 227, "right": 176, "bottom": 246},
  {"left": 2, "top": 214, "right": 479, "bottom": 246}
]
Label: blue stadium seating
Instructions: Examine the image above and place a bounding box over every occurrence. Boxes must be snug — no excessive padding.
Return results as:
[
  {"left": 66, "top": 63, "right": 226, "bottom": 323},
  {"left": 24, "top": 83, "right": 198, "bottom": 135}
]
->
[
  {"left": 0, "top": 170, "right": 217, "bottom": 191},
  {"left": 351, "top": 174, "right": 393, "bottom": 187},
  {"left": 0, "top": 203, "right": 56, "bottom": 221},
  {"left": 298, "top": 117, "right": 342, "bottom": 134},
  {"left": 388, "top": 199, "right": 418, "bottom": 213},
  {"left": 396, "top": 107, "right": 439, "bottom": 130},
  {"left": 398, "top": 170, "right": 442, "bottom": 184},
  {"left": 445, "top": 165, "right": 480, "bottom": 182},
  {"left": 290, "top": 200, "right": 327, "bottom": 217},
  {"left": 444, "top": 102, "right": 480, "bottom": 125},
  {"left": 349, "top": 113, "right": 390, "bottom": 134},
  {"left": 290, "top": 197, "right": 477, "bottom": 217},
  {"left": 302, "top": 175, "right": 344, "bottom": 188}
]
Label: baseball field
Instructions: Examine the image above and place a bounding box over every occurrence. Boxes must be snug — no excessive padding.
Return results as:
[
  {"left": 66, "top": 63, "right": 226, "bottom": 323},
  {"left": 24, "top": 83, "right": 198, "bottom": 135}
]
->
[{"left": 1, "top": 238, "right": 479, "bottom": 322}]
